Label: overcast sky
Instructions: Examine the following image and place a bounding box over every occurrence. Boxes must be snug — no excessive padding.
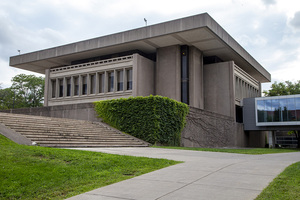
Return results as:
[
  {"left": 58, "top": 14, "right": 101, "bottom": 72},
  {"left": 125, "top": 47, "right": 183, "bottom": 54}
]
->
[{"left": 1, "top": 0, "right": 300, "bottom": 92}]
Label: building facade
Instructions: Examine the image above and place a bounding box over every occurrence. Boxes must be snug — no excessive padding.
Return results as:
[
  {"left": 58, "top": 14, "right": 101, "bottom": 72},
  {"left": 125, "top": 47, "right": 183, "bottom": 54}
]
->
[{"left": 9, "top": 13, "right": 271, "bottom": 147}]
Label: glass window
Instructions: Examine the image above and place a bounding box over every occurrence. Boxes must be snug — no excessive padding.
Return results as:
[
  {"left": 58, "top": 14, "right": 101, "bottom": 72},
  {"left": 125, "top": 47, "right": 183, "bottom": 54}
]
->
[
  {"left": 296, "top": 97, "right": 300, "bottom": 121},
  {"left": 257, "top": 100, "right": 265, "bottom": 122},
  {"left": 66, "top": 78, "right": 71, "bottom": 97},
  {"left": 51, "top": 79, "right": 56, "bottom": 98},
  {"left": 117, "top": 70, "right": 123, "bottom": 91},
  {"left": 74, "top": 76, "right": 79, "bottom": 96},
  {"left": 99, "top": 73, "right": 105, "bottom": 93},
  {"left": 82, "top": 75, "right": 87, "bottom": 95},
  {"left": 59, "top": 79, "right": 63, "bottom": 97},
  {"left": 126, "top": 69, "right": 132, "bottom": 90},
  {"left": 272, "top": 99, "right": 280, "bottom": 122},
  {"left": 90, "top": 74, "right": 95, "bottom": 94},
  {"left": 108, "top": 72, "right": 114, "bottom": 92},
  {"left": 279, "top": 99, "right": 288, "bottom": 121},
  {"left": 287, "top": 98, "right": 296, "bottom": 121},
  {"left": 265, "top": 99, "right": 273, "bottom": 122}
]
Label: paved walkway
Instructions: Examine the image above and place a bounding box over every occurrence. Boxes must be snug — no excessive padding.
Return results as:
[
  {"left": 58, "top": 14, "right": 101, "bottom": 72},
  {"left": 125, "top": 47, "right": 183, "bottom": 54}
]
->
[{"left": 66, "top": 148, "right": 300, "bottom": 200}]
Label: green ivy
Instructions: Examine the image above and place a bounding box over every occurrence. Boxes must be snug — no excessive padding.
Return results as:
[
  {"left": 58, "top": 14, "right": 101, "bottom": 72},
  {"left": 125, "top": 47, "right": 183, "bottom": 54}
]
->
[{"left": 94, "top": 95, "right": 189, "bottom": 146}]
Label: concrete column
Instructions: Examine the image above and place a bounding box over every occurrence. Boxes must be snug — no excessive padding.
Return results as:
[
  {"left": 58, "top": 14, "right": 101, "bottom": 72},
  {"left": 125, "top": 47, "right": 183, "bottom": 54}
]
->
[
  {"left": 156, "top": 45, "right": 181, "bottom": 101},
  {"left": 95, "top": 72, "right": 99, "bottom": 94},
  {"left": 79, "top": 75, "right": 82, "bottom": 96},
  {"left": 44, "top": 69, "right": 50, "bottom": 106},
  {"left": 63, "top": 77, "right": 67, "bottom": 98},
  {"left": 268, "top": 131, "right": 276, "bottom": 148},
  {"left": 113, "top": 70, "right": 117, "bottom": 93},
  {"left": 55, "top": 78, "right": 59, "bottom": 99},
  {"left": 189, "top": 46, "right": 203, "bottom": 109},
  {"left": 71, "top": 76, "right": 74, "bottom": 97}
]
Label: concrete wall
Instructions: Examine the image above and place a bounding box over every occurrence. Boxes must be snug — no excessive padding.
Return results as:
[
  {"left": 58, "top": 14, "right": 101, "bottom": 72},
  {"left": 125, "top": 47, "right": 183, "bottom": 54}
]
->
[
  {"left": 181, "top": 107, "right": 235, "bottom": 147},
  {"left": 204, "top": 61, "right": 235, "bottom": 117},
  {"left": 0, "top": 103, "right": 100, "bottom": 122},
  {"left": 133, "top": 54, "right": 155, "bottom": 96},
  {"left": 189, "top": 47, "right": 204, "bottom": 109},
  {"left": 156, "top": 45, "right": 181, "bottom": 102}
]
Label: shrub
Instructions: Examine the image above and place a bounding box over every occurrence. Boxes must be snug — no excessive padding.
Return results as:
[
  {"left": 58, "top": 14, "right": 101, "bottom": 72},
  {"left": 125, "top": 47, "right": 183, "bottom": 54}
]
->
[{"left": 94, "top": 95, "right": 189, "bottom": 146}]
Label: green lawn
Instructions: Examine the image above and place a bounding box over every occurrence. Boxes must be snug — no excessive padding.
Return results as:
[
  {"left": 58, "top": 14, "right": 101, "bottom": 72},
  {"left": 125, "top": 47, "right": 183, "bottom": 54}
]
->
[
  {"left": 0, "top": 135, "right": 179, "bottom": 200},
  {"left": 152, "top": 146, "right": 300, "bottom": 154},
  {"left": 255, "top": 161, "right": 300, "bottom": 200}
]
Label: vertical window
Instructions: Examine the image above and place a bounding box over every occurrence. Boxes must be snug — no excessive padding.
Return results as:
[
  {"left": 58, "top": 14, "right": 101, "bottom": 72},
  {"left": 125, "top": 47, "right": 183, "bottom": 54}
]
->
[
  {"left": 90, "top": 74, "right": 95, "bottom": 94},
  {"left": 287, "top": 98, "right": 296, "bottom": 121},
  {"left": 108, "top": 71, "right": 114, "bottom": 92},
  {"left": 51, "top": 79, "right": 56, "bottom": 98},
  {"left": 99, "top": 73, "right": 105, "bottom": 93},
  {"left": 126, "top": 69, "right": 132, "bottom": 90},
  {"left": 181, "top": 45, "right": 189, "bottom": 105},
  {"left": 296, "top": 97, "right": 300, "bottom": 121},
  {"left": 117, "top": 70, "right": 123, "bottom": 91},
  {"left": 59, "top": 79, "right": 63, "bottom": 97},
  {"left": 66, "top": 78, "right": 71, "bottom": 97},
  {"left": 74, "top": 76, "right": 79, "bottom": 96},
  {"left": 82, "top": 75, "right": 87, "bottom": 95}
]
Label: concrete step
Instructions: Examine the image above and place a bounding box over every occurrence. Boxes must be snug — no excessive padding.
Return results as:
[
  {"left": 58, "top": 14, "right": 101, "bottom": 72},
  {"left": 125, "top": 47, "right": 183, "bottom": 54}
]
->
[{"left": 0, "top": 112, "right": 149, "bottom": 147}]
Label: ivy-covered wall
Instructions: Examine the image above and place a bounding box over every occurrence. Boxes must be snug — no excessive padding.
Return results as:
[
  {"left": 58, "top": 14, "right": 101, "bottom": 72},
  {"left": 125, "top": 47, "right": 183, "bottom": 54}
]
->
[{"left": 94, "top": 96, "right": 189, "bottom": 146}]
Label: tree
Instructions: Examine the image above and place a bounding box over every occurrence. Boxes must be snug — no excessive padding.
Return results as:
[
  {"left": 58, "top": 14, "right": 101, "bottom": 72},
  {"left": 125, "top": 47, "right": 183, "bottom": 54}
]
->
[
  {"left": 264, "top": 80, "right": 300, "bottom": 148},
  {"left": 0, "top": 74, "right": 45, "bottom": 110}
]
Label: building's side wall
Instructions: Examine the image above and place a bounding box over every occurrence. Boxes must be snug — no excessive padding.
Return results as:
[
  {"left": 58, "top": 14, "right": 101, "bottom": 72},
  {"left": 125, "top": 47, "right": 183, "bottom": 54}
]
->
[
  {"left": 203, "top": 61, "right": 235, "bottom": 117},
  {"left": 156, "top": 45, "right": 181, "bottom": 102},
  {"left": 189, "top": 47, "right": 204, "bottom": 109},
  {"left": 181, "top": 107, "right": 235, "bottom": 147},
  {"left": 133, "top": 54, "right": 155, "bottom": 97}
]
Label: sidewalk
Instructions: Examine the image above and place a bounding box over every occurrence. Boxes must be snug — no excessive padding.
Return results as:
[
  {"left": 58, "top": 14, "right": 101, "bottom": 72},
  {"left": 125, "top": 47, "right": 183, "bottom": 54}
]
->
[{"left": 66, "top": 148, "right": 300, "bottom": 200}]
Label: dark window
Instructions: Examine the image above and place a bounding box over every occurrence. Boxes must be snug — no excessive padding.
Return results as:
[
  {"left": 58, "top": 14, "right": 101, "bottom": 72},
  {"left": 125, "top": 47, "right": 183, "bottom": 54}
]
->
[
  {"left": 236, "top": 105, "right": 243, "bottom": 123},
  {"left": 126, "top": 69, "right": 132, "bottom": 90},
  {"left": 59, "top": 79, "right": 63, "bottom": 97},
  {"left": 51, "top": 79, "right": 56, "bottom": 98},
  {"left": 99, "top": 73, "right": 105, "bottom": 93},
  {"left": 181, "top": 45, "right": 189, "bottom": 105},
  {"left": 66, "top": 78, "right": 71, "bottom": 96},
  {"left": 74, "top": 77, "right": 79, "bottom": 96},
  {"left": 82, "top": 75, "right": 87, "bottom": 95},
  {"left": 90, "top": 74, "right": 95, "bottom": 94},
  {"left": 108, "top": 72, "right": 114, "bottom": 92},
  {"left": 117, "top": 70, "right": 123, "bottom": 91}
]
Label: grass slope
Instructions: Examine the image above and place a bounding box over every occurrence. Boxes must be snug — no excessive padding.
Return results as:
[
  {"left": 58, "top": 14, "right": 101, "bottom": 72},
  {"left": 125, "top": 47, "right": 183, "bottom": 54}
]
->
[
  {"left": 255, "top": 161, "right": 300, "bottom": 200},
  {"left": 0, "top": 135, "right": 179, "bottom": 200},
  {"left": 153, "top": 146, "right": 300, "bottom": 154}
]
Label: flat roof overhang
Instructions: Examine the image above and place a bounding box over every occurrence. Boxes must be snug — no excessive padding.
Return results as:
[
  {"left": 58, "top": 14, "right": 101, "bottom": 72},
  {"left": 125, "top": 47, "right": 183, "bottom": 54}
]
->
[{"left": 9, "top": 13, "right": 271, "bottom": 82}]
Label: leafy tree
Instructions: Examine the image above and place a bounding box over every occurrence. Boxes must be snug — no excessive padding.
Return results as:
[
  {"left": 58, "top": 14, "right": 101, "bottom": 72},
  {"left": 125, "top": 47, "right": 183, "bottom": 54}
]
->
[
  {"left": 0, "top": 74, "right": 45, "bottom": 110},
  {"left": 264, "top": 80, "right": 300, "bottom": 148}
]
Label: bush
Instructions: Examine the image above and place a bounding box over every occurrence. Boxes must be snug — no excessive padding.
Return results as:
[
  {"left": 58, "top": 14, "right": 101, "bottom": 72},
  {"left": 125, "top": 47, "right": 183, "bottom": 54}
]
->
[{"left": 94, "top": 95, "right": 189, "bottom": 146}]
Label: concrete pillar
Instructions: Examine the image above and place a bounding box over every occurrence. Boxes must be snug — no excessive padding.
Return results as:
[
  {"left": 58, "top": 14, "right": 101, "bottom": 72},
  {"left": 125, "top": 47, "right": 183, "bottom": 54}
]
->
[
  {"left": 156, "top": 45, "right": 181, "bottom": 101},
  {"left": 268, "top": 131, "right": 276, "bottom": 148},
  {"left": 44, "top": 69, "right": 50, "bottom": 106},
  {"left": 189, "top": 46, "right": 204, "bottom": 109}
]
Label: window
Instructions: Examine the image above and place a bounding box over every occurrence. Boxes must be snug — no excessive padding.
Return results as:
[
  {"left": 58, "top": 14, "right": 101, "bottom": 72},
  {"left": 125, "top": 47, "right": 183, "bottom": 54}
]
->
[
  {"left": 108, "top": 71, "right": 114, "bottom": 92},
  {"left": 181, "top": 45, "right": 189, "bottom": 105},
  {"left": 82, "top": 75, "right": 87, "bottom": 95},
  {"left": 74, "top": 76, "right": 79, "bottom": 96},
  {"left": 126, "top": 69, "right": 132, "bottom": 90},
  {"left": 66, "top": 78, "right": 71, "bottom": 97},
  {"left": 256, "top": 96, "right": 300, "bottom": 125},
  {"left": 99, "top": 73, "right": 105, "bottom": 93},
  {"left": 51, "top": 79, "right": 56, "bottom": 98},
  {"left": 90, "top": 74, "right": 95, "bottom": 94},
  {"left": 59, "top": 79, "right": 63, "bottom": 97},
  {"left": 117, "top": 70, "right": 123, "bottom": 91}
]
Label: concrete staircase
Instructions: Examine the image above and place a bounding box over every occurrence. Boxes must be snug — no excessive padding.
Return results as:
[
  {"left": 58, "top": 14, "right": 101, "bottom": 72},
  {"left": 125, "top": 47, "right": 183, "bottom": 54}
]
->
[{"left": 0, "top": 112, "right": 149, "bottom": 148}]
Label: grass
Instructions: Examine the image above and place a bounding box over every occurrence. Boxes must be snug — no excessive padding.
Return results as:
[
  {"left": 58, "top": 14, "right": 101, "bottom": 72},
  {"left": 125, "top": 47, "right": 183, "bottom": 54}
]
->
[
  {"left": 255, "top": 161, "right": 300, "bottom": 200},
  {"left": 152, "top": 146, "right": 300, "bottom": 154},
  {"left": 0, "top": 135, "right": 180, "bottom": 200}
]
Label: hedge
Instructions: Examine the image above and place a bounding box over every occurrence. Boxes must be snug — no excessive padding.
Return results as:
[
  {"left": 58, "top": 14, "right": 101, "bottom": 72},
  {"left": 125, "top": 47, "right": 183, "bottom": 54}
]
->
[{"left": 94, "top": 95, "right": 189, "bottom": 146}]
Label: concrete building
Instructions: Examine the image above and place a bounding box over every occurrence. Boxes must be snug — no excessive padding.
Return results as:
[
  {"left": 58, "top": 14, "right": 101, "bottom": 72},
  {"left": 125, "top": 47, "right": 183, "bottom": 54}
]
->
[{"left": 9, "top": 13, "right": 271, "bottom": 147}]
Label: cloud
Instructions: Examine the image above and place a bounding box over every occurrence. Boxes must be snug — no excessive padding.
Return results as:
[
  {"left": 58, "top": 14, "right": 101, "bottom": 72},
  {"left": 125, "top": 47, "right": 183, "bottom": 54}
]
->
[
  {"left": 261, "top": 0, "right": 276, "bottom": 6},
  {"left": 290, "top": 11, "right": 300, "bottom": 30}
]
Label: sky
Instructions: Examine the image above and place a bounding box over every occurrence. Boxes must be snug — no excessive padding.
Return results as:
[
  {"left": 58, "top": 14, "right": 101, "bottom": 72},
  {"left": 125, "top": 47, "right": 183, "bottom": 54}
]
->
[{"left": 0, "top": 0, "right": 300, "bottom": 93}]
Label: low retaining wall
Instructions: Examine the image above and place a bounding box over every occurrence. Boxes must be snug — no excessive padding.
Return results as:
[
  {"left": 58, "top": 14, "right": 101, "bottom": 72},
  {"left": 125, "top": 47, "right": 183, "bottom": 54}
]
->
[
  {"left": 0, "top": 103, "right": 100, "bottom": 122},
  {"left": 182, "top": 107, "right": 236, "bottom": 148}
]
